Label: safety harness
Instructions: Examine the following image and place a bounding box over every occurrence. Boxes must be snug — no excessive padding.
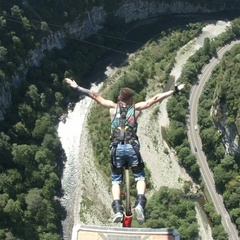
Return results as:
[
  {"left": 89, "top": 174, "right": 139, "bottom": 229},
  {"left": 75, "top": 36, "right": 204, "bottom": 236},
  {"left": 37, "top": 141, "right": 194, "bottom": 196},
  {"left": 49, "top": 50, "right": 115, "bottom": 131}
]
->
[
  {"left": 110, "top": 103, "right": 144, "bottom": 175},
  {"left": 111, "top": 103, "right": 137, "bottom": 142}
]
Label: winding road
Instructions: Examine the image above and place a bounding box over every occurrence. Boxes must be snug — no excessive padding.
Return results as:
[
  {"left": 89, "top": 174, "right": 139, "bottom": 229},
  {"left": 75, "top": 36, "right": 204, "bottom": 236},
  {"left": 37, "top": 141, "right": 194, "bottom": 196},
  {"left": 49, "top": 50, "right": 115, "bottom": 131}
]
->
[{"left": 187, "top": 40, "right": 240, "bottom": 240}]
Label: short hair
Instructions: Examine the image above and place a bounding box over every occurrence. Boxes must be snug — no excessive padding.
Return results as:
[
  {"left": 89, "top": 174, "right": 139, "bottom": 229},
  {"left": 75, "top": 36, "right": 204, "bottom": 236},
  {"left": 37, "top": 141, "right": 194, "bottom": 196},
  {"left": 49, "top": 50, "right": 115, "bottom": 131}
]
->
[{"left": 119, "top": 88, "right": 135, "bottom": 101}]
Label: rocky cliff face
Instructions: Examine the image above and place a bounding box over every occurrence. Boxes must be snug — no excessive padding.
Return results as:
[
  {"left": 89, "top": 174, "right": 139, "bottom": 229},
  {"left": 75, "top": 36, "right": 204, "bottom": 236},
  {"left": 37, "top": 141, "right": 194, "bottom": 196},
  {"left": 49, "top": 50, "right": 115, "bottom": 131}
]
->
[
  {"left": 0, "top": 0, "right": 228, "bottom": 120},
  {"left": 115, "top": 0, "right": 212, "bottom": 23},
  {"left": 212, "top": 101, "right": 240, "bottom": 155}
]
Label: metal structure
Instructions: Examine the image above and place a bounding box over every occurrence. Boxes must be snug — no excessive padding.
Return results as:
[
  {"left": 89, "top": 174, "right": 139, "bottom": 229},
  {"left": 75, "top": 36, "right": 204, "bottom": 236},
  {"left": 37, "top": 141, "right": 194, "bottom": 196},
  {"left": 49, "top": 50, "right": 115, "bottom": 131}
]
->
[{"left": 73, "top": 224, "right": 180, "bottom": 240}]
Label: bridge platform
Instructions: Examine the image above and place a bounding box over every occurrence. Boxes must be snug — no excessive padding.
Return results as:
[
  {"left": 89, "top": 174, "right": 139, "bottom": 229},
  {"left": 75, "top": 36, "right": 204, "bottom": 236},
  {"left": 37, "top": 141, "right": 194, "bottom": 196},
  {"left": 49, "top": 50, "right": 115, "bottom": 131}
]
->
[{"left": 72, "top": 224, "right": 180, "bottom": 240}]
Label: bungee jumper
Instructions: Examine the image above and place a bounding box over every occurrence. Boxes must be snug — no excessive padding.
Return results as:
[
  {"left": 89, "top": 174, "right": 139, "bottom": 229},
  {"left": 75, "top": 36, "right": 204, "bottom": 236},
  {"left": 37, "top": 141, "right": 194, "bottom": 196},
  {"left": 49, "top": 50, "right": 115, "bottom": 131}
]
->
[{"left": 65, "top": 77, "right": 185, "bottom": 225}]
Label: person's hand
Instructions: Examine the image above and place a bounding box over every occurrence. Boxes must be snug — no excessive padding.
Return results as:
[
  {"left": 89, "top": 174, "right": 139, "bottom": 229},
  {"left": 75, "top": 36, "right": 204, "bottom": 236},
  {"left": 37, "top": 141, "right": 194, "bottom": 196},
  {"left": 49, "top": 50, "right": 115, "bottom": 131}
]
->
[
  {"left": 173, "top": 83, "right": 185, "bottom": 95},
  {"left": 178, "top": 83, "right": 185, "bottom": 91},
  {"left": 65, "top": 78, "right": 78, "bottom": 89}
]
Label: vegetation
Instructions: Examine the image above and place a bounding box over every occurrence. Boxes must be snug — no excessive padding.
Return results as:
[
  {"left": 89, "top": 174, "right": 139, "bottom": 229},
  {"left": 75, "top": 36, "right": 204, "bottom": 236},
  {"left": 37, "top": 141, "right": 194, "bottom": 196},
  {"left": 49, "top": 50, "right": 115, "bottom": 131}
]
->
[
  {"left": 0, "top": 1, "right": 130, "bottom": 239},
  {"left": 145, "top": 187, "right": 198, "bottom": 239},
  {"left": 198, "top": 43, "right": 240, "bottom": 231},
  {"left": 0, "top": 1, "right": 239, "bottom": 239},
  {"left": 165, "top": 18, "right": 240, "bottom": 239}
]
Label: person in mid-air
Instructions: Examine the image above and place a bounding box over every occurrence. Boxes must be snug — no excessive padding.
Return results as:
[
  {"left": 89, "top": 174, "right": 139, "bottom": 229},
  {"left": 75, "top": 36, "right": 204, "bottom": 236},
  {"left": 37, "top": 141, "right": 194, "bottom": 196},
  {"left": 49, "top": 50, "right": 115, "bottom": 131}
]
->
[{"left": 65, "top": 77, "right": 185, "bottom": 224}]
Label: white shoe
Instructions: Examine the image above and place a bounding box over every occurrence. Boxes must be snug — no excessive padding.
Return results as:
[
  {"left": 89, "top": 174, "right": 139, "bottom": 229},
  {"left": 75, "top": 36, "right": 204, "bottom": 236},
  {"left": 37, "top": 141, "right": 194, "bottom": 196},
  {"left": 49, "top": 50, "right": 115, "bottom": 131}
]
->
[
  {"left": 113, "top": 212, "right": 123, "bottom": 223},
  {"left": 134, "top": 204, "right": 145, "bottom": 224}
]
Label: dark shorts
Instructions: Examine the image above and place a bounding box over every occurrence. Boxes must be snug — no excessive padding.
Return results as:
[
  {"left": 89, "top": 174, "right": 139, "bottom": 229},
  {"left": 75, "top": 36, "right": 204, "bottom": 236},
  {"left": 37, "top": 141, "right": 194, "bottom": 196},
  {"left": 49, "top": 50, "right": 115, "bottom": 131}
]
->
[{"left": 110, "top": 141, "right": 145, "bottom": 184}]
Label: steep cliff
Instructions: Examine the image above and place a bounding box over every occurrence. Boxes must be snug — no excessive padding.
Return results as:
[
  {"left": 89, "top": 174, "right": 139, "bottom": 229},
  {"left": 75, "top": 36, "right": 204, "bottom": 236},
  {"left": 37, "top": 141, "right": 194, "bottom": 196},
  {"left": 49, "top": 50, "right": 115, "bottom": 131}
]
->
[
  {"left": 212, "top": 98, "right": 240, "bottom": 155},
  {"left": 115, "top": 0, "right": 211, "bottom": 23},
  {"left": 0, "top": 0, "right": 233, "bottom": 120}
]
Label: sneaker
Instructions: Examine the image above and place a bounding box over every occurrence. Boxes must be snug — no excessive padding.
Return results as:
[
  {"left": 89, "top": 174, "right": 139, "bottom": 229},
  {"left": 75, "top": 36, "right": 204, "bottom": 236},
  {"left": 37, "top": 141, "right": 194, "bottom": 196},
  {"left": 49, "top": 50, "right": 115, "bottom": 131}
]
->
[
  {"left": 134, "top": 203, "right": 145, "bottom": 224},
  {"left": 113, "top": 211, "right": 123, "bottom": 223}
]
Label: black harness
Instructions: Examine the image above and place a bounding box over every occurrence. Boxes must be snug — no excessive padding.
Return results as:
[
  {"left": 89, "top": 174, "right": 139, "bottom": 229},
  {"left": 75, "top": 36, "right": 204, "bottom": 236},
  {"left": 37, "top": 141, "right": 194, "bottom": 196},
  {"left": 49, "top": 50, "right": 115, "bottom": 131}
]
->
[
  {"left": 110, "top": 104, "right": 144, "bottom": 175},
  {"left": 110, "top": 104, "right": 137, "bottom": 143}
]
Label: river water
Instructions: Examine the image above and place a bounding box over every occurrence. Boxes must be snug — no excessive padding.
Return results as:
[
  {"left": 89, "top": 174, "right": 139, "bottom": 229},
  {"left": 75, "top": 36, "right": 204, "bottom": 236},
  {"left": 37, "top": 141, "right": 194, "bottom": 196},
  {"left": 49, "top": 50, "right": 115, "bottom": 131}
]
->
[
  {"left": 58, "top": 83, "right": 101, "bottom": 240},
  {"left": 58, "top": 97, "right": 91, "bottom": 240},
  {"left": 57, "top": 11, "right": 240, "bottom": 240}
]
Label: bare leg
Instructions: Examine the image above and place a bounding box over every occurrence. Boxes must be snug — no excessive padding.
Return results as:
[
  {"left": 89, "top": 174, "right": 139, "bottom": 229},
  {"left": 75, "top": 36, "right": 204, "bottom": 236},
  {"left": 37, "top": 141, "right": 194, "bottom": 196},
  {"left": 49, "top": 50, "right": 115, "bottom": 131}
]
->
[
  {"left": 136, "top": 180, "right": 146, "bottom": 195},
  {"left": 112, "top": 183, "right": 121, "bottom": 200}
]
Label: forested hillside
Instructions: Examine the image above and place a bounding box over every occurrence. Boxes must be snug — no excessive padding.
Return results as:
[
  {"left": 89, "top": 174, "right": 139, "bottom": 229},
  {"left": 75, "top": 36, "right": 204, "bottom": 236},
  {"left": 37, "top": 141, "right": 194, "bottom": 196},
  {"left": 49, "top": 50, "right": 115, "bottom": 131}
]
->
[{"left": 0, "top": 1, "right": 240, "bottom": 239}]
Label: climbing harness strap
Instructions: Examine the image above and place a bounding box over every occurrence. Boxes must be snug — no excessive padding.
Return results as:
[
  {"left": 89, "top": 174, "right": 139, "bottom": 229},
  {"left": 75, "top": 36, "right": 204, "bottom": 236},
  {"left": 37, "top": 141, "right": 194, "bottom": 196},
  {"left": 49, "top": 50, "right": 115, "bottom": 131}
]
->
[
  {"left": 110, "top": 140, "right": 144, "bottom": 175},
  {"left": 119, "top": 104, "right": 127, "bottom": 141}
]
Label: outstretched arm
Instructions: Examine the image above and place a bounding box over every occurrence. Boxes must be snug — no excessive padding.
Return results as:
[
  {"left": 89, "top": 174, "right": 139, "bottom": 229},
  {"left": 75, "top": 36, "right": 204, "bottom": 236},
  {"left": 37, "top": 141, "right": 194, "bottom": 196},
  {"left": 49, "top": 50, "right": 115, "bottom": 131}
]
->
[
  {"left": 64, "top": 78, "right": 116, "bottom": 108},
  {"left": 135, "top": 84, "right": 185, "bottom": 111}
]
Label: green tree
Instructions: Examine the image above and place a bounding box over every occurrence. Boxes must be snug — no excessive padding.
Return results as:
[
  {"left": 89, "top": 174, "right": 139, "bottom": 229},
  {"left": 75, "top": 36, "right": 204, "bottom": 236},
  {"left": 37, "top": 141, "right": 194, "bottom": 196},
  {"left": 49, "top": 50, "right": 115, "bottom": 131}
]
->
[
  {"left": 41, "top": 133, "right": 62, "bottom": 152},
  {"left": 214, "top": 164, "right": 238, "bottom": 191},
  {"left": 12, "top": 36, "right": 22, "bottom": 47},
  {"left": 43, "top": 172, "right": 60, "bottom": 198},
  {"left": 11, "top": 5, "right": 23, "bottom": 17},
  {"left": 201, "top": 126, "right": 219, "bottom": 151},
  {"left": 167, "top": 122, "right": 186, "bottom": 147},
  {"left": 167, "top": 97, "right": 187, "bottom": 123},
  {"left": 0, "top": 193, "right": 9, "bottom": 223},
  {"left": 0, "top": 132, "right": 12, "bottom": 168},
  {"left": 0, "top": 69, "right": 5, "bottom": 81},
  {"left": 3, "top": 199, "right": 23, "bottom": 224},
  {"left": 231, "top": 18, "right": 240, "bottom": 37},
  {"left": 220, "top": 155, "right": 236, "bottom": 169},
  {"left": 41, "top": 21, "right": 49, "bottom": 31},
  {"left": 18, "top": 103, "right": 36, "bottom": 128},
  {"left": 212, "top": 224, "right": 228, "bottom": 240},
  {"left": 21, "top": 17, "right": 31, "bottom": 31},
  {"left": 12, "top": 143, "right": 38, "bottom": 167},
  {"left": 230, "top": 208, "right": 240, "bottom": 223},
  {"left": 177, "top": 146, "right": 191, "bottom": 163},
  {"left": 13, "top": 122, "right": 31, "bottom": 139},
  {"left": 25, "top": 188, "right": 43, "bottom": 214},
  {"left": 26, "top": 85, "right": 41, "bottom": 108},
  {"left": 32, "top": 114, "right": 54, "bottom": 140},
  {"left": 0, "top": 46, "right": 7, "bottom": 61},
  {"left": 203, "top": 37, "right": 211, "bottom": 55},
  {"left": 0, "top": 16, "right": 6, "bottom": 29},
  {"left": 0, "top": 169, "right": 23, "bottom": 196},
  {"left": 55, "top": 92, "right": 64, "bottom": 106}
]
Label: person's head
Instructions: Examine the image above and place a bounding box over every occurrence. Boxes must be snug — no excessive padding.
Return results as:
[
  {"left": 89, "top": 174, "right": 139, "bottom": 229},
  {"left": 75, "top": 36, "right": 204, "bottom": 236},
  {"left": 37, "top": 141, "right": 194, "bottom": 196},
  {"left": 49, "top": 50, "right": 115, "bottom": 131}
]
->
[{"left": 118, "top": 87, "right": 135, "bottom": 103}]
